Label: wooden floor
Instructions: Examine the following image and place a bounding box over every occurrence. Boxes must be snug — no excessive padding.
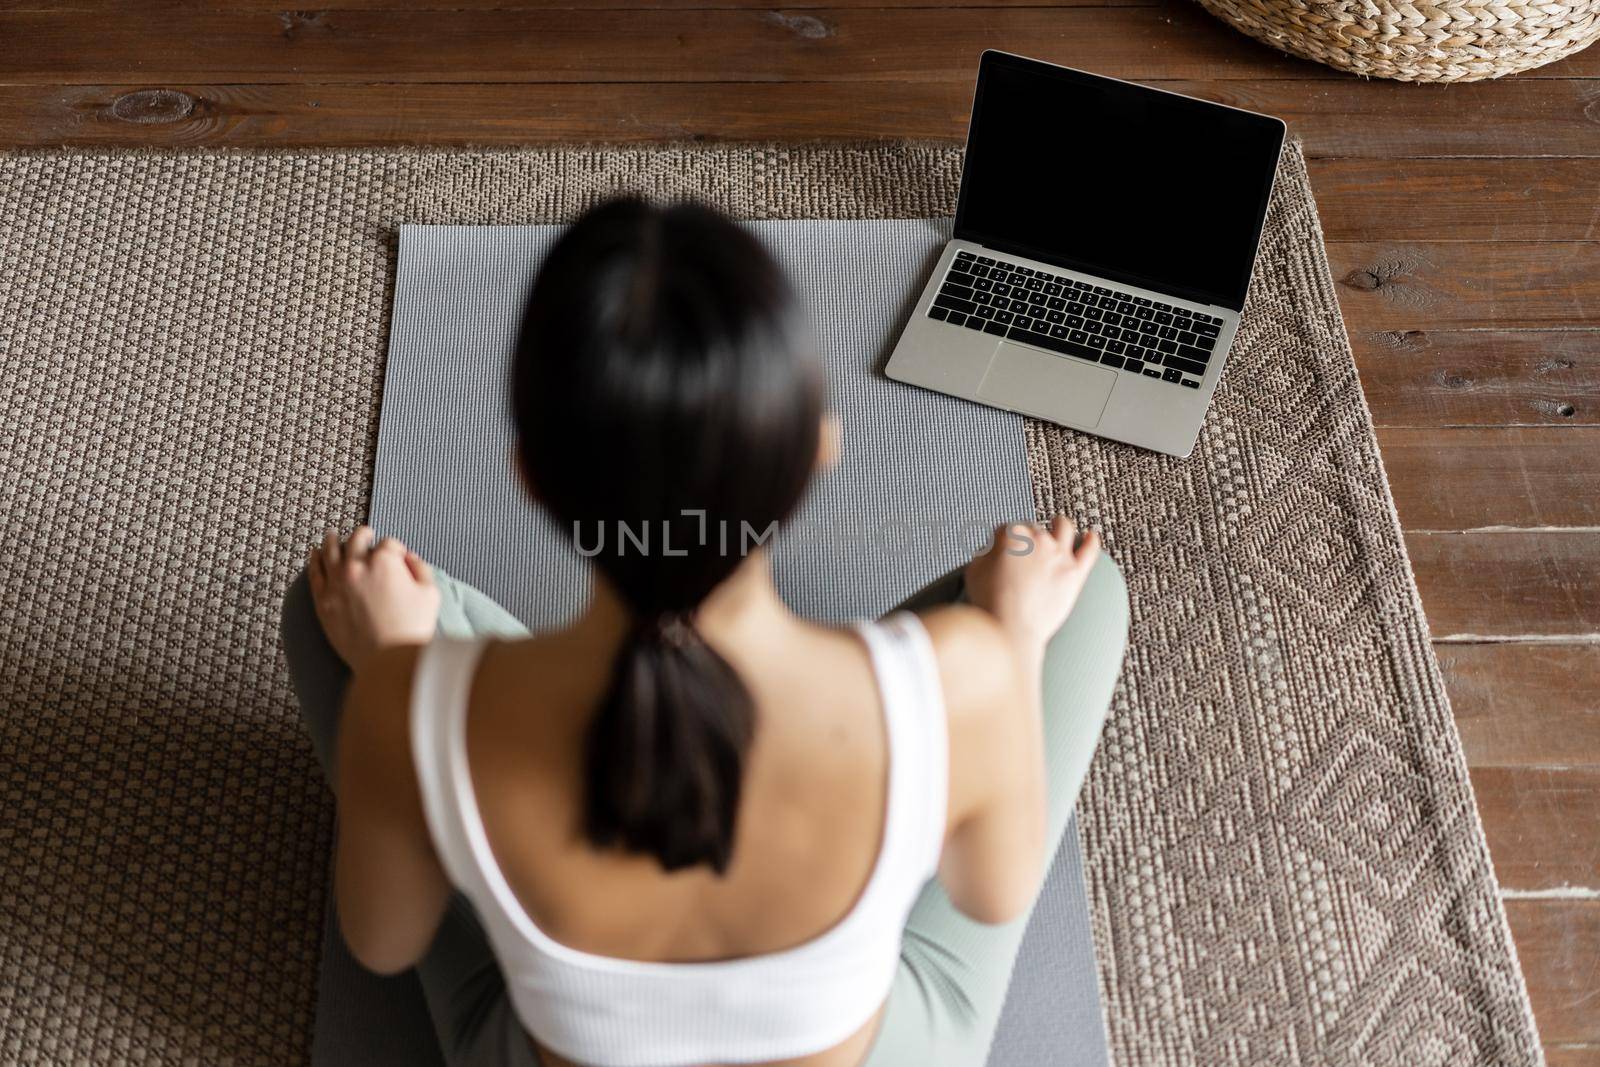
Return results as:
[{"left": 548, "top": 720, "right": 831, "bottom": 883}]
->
[{"left": 2, "top": 2, "right": 1595, "bottom": 1062}]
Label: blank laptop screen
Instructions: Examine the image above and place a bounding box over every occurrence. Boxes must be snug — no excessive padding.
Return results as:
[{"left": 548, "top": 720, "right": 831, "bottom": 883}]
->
[{"left": 955, "top": 54, "right": 1285, "bottom": 311}]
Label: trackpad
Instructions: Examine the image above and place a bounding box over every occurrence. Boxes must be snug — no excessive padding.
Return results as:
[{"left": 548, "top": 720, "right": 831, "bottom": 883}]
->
[{"left": 977, "top": 342, "right": 1117, "bottom": 428}]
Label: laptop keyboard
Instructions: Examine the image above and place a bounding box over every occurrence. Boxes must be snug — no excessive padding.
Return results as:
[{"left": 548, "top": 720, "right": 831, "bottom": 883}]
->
[{"left": 926, "top": 250, "right": 1222, "bottom": 389}]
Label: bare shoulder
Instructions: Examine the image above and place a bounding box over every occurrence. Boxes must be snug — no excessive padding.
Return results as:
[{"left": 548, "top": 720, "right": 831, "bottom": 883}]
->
[{"left": 915, "top": 604, "right": 1023, "bottom": 725}]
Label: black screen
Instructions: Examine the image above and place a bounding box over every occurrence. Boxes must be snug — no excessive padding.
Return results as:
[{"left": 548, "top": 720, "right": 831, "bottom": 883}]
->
[{"left": 956, "top": 55, "right": 1285, "bottom": 310}]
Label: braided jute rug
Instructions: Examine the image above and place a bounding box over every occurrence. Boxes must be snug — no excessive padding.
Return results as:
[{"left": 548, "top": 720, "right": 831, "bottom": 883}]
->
[{"left": 0, "top": 143, "right": 1541, "bottom": 1066}]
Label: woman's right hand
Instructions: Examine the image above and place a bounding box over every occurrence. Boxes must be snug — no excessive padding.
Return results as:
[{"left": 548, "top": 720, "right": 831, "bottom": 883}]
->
[{"left": 963, "top": 516, "right": 1101, "bottom": 657}]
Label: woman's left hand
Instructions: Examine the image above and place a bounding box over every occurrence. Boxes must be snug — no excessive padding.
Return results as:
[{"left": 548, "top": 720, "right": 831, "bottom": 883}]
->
[{"left": 308, "top": 526, "right": 441, "bottom": 672}]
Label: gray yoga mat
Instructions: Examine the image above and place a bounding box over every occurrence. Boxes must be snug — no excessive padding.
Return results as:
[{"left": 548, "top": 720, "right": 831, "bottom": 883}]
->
[{"left": 314, "top": 219, "right": 1110, "bottom": 1066}]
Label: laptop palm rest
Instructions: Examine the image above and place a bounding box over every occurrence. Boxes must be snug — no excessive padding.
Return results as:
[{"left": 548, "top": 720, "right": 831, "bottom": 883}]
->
[{"left": 977, "top": 341, "right": 1117, "bottom": 428}]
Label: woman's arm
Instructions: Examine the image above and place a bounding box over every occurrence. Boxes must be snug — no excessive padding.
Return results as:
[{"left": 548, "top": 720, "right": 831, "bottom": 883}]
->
[
  {"left": 928, "top": 519, "right": 1101, "bottom": 925},
  {"left": 333, "top": 650, "right": 454, "bottom": 975},
  {"left": 308, "top": 527, "right": 453, "bottom": 974}
]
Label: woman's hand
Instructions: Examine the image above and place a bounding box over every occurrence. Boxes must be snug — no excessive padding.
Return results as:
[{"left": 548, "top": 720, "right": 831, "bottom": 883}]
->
[
  {"left": 308, "top": 526, "right": 441, "bottom": 673},
  {"left": 963, "top": 516, "right": 1101, "bottom": 659}
]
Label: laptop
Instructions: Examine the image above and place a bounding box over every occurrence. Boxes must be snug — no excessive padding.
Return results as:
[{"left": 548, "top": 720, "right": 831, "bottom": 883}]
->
[{"left": 886, "top": 52, "right": 1287, "bottom": 458}]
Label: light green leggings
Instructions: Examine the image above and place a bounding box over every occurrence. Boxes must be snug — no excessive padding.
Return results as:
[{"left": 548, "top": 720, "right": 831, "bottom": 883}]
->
[{"left": 282, "top": 556, "right": 1128, "bottom": 1067}]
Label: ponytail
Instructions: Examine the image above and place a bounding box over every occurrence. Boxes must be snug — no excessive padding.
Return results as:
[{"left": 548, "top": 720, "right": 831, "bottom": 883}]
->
[
  {"left": 514, "top": 199, "right": 823, "bottom": 876},
  {"left": 582, "top": 613, "right": 755, "bottom": 874}
]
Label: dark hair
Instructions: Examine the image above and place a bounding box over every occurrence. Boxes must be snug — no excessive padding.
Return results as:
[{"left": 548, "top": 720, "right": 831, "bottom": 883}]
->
[{"left": 512, "top": 198, "right": 824, "bottom": 874}]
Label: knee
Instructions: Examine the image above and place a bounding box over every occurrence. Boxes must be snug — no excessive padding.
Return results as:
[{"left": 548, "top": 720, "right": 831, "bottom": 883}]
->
[
  {"left": 280, "top": 568, "right": 320, "bottom": 662},
  {"left": 1090, "top": 553, "right": 1130, "bottom": 637},
  {"left": 1075, "top": 552, "right": 1130, "bottom": 653}
]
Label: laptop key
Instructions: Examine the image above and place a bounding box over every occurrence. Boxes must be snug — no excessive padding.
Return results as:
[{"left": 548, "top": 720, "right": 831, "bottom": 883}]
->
[
  {"left": 1181, "top": 378, "right": 1201, "bottom": 389},
  {"left": 1176, "top": 344, "right": 1210, "bottom": 366},
  {"left": 1050, "top": 324, "right": 1069, "bottom": 338},
  {"left": 1134, "top": 306, "right": 1154, "bottom": 320},
  {"left": 1165, "top": 353, "right": 1207, "bottom": 377},
  {"left": 1177, "top": 330, "right": 1198, "bottom": 347},
  {"left": 1158, "top": 338, "right": 1178, "bottom": 354},
  {"left": 1117, "top": 302, "right": 1134, "bottom": 315},
  {"left": 1155, "top": 311, "right": 1173, "bottom": 325},
  {"left": 1066, "top": 301, "right": 1085, "bottom": 314},
  {"left": 1088, "top": 334, "right": 1108, "bottom": 349},
  {"left": 957, "top": 250, "right": 975, "bottom": 260},
  {"left": 1100, "top": 354, "right": 1125, "bottom": 370},
  {"left": 1010, "top": 299, "right": 1030, "bottom": 313},
  {"left": 1068, "top": 329, "right": 1089, "bottom": 344},
  {"left": 1043, "top": 283, "right": 1062, "bottom": 296},
  {"left": 985, "top": 322, "right": 1008, "bottom": 335},
  {"left": 940, "top": 282, "right": 975, "bottom": 301},
  {"left": 1028, "top": 291, "right": 1047, "bottom": 305},
  {"left": 1065, "top": 315, "right": 1083, "bottom": 329},
  {"left": 1162, "top": 367, "right": 1183, "bottom": 383},
  {"left": 995, "top": 311, "right": 1015, "bottom": 325},
  {"left": 1047, "top": 310, "right": 1065, "bottom": 324},
  {"left": 1143, "top": 369, "right": 1162, "bottom": 378},
  {"left": 934, "top": 295, "right": 976, "bottom": 316},
  {"left": 973, "top": 291, "right": 992, "bottom": 305},
  {"left": 928, "top": 306, "right": 949, "bottom": 321},
  {"left": 1124, "top": 358, "right": 1144, "bottom": 374},
  {"left": 964, "top": 317, "right": 986, "bottom": 331},
  {"left": 1047, "top": 297, "right": 1066, "bottom": 311},
  {"left": 977, "top": 256, "right": 995, "bottom": 265},
  {"left": 1015, "top": 316, "right": 1033, "bottom": 331},
  {"left": 947, "top": 312, "right": 967, "bottom": 327},
  {"left": 1195, "top": 320, "right": 1221, "bottom": 338},
  {"left": 1107, "top": 340, "right": 1126, "bottom": 355},
  {"left": 976, "top": 305, "right": 995, "bottom": 320}
]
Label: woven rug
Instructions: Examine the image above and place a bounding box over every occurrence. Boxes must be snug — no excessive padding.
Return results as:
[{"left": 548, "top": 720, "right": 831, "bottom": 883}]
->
[{"left": 0, "top": 143, "right": 1541, "bottom": 1066}]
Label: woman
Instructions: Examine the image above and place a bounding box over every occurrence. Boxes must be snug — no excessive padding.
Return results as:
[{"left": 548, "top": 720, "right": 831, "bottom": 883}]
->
[{"left": 282, "top": 199, "right": 1127, "bottom": 1067}]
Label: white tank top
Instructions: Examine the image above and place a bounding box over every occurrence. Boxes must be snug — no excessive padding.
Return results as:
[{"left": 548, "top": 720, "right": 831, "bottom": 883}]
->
[{"left": 410, "top": 612, "right": 950, "bottom": 1067}]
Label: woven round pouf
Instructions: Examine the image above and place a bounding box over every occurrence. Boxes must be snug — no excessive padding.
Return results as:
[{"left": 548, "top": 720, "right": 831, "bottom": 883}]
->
[{"left": 1195, "top": 0, "right": 1600, "bottom": 81}]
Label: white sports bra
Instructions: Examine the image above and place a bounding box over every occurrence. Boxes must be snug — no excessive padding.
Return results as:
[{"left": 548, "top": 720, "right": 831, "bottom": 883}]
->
[{"left": 410, "top": 612, "right": 950, "bottom": 1067}]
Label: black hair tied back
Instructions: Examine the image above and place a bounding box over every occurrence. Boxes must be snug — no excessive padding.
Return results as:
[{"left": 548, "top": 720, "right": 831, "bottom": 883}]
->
[{"left": 512, "top": 198, "right": 824, "bottom": 875}]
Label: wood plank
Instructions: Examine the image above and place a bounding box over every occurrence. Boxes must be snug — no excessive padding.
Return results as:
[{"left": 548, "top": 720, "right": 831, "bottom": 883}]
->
[
  {"left": 0, "top": 7, "right": 1416, "bottom": 85},
  {"left": 1441, "top": 644, "right": 1600, "bottom": 767},
  {"left": 1473, "top": 766, "right": 1600, "bottom": 891},
  {"left": 1356, "top": 331, "right": 1600, "bottom": 429},
  {"left": 1505, "top": 900, "right": 1600, "bottom": 1047},
  {"left": 1253, "top": 78, "right": 1600, "bottom": 158},
  {"left": 0, "top": 81, "right": 982, "bottom": 146},
  {"left": 1329, "top": 243, "right": 1600, "bottom": 332},
  {"left": 6, "top": 79, "right": 1600, "bottom": 155},
  {"left": 16, "top": 0, "right": 1147, "bottom": 6},
  {"left": 1309, "top": 158, "right": 1600, "bottom": 243},
  {"left": 1546, "top": 1046, "right": 1600, "bottom": 1067},
  {"left": 1408, "top": 532, "right": 1600, "bottom": 639},
  {"left": 1377, "top": 427, "right": 1600, "bottom": 530}
]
